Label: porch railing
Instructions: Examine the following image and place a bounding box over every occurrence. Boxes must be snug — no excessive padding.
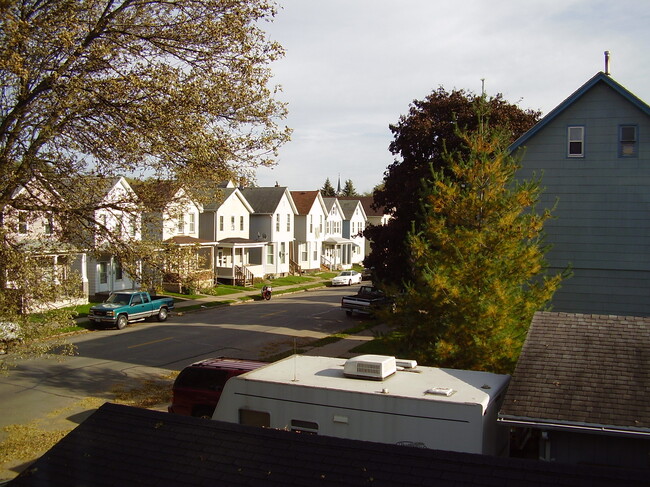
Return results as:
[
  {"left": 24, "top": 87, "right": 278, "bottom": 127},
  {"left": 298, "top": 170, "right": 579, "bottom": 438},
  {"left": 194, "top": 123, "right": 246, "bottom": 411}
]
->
[
  {"left": 234, "top": 265, "right": 254, "bottom": 287},
  {"left": 289, "top": 258, "right": 302, "bottom": 275},
  {"left": 320, "top": 255, "right": 332, "bottom": 271}
]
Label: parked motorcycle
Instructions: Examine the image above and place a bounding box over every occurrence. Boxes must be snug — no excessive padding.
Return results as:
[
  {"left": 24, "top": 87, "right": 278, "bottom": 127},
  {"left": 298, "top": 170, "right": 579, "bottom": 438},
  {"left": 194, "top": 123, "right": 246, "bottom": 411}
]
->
[{"left": 262, "top": 285, "right": 272, "bottom": 300}]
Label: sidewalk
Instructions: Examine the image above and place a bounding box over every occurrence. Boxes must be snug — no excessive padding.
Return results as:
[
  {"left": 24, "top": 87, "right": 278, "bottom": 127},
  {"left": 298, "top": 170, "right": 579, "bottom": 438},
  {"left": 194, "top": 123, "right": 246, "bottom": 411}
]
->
[{"left": 170, "top": 279, "right": 329, "bottom": 311}]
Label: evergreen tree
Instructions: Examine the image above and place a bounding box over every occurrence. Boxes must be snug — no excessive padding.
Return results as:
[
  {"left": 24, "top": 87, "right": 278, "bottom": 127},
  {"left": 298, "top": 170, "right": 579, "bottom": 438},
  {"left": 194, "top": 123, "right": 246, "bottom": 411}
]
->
[
  {"left": 341, "top": 179, "right": 359, "bottom": 197},
  {"left": 390, "top": 105, "right": 566, "bottom": 374},
  {"left": 321, "top": 178, "right": 336, "bottom": 197}
]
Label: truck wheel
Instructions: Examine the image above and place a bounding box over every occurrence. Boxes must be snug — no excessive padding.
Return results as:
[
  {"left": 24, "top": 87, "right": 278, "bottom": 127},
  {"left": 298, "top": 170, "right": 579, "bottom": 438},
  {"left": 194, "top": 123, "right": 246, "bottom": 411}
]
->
[
  {"left": 116, "top": 315, "right": 128, "bottom": 330},
  {"left": 348, "top": 280, "right": 352, "bottom": 286},
  {"left": 157, "top": 307, "right": 168, "bottom": 322}
]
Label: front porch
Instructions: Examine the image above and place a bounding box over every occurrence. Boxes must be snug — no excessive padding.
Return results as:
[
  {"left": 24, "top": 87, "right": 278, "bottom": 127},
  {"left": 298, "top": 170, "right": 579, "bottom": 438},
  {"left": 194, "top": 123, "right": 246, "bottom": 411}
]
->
[
  {"left": 215, "top": 238, "right": 266, "bottom": 286},
  {"left": 321, "top": 237, "right": 356, "bottom": 271}
]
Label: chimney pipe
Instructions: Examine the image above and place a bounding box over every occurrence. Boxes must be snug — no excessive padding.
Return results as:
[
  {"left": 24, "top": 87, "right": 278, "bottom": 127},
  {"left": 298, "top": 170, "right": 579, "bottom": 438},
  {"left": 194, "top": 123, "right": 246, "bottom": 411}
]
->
[{"left": 604, "top": 51, "right": 611, "bottom": 75}]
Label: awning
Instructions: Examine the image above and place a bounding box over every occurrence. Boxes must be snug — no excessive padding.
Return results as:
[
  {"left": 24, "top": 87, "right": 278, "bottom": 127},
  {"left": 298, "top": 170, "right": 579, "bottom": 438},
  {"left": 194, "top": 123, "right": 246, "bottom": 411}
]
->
[{"left": 322, "top": 237, "right": 359, "bottom": 247}]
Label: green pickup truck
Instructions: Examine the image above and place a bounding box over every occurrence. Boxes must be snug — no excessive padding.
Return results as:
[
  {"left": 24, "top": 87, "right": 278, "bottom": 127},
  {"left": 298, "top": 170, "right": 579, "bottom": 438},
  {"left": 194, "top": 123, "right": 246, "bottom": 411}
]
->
[{"left": 88, "top": 291, "right": 175, "bottom": 330}]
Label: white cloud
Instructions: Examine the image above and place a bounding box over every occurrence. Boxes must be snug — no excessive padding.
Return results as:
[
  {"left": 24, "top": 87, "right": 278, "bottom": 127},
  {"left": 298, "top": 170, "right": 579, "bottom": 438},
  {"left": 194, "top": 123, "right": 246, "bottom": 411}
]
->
[{"left": 256, "top": 0, "right": 650, "bottom": 193}]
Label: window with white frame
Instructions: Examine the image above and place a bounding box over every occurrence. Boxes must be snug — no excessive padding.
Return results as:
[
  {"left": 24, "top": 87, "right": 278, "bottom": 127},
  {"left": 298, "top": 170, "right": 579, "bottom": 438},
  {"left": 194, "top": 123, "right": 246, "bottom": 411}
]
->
[
  {"left": 240, "top": 215, "right": 244, "bottom": 231},
  {"left": 309, "top": 215, "right": 313, "bottom": 233},
  {"left": 280, "top": 242, "right": 286, "bottom": 264},
  {"left": 286, "top": 213, "right": 291, "bottom": 232},
  {"left": 568, "top": 126, "right": 584, "bottom": 157},
  {"left": 44, "top": 213, "right": 53, "bottom": 235},
  {"left": 619, "top": 125, "right": 638, "bottom": 157},
  {"left": 231, "top": 216, "right": 235, "bottom": 231},
  {"left": 301, "top": 243, "right": 308, "bottom": 261},
  {"left": 319, "top": 215, "right": 323, "bottom": 233},
  {"left": 115, "top": 259, "right": 123, "bottom": 280},
  {"left": 219, "top": 215, "right": 224, "bottom": 231},
  {"left": 266, "top": 244, "right": 274, "bottom": 264},
  {"left": 177, "top": 214, "right": 185, "bottom": 233},
  {"left": 189, "top": 213, "right": 195, "bottom": 233},
  {"left": 276, "top": 214, "right": 280, "bottom": 231}
]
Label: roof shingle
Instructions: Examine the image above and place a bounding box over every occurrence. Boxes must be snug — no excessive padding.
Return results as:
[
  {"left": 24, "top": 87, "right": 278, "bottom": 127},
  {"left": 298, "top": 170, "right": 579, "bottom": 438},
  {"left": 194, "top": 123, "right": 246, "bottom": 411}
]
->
[
  {"left": 500, "top": 312, "right": 650, "bottom": 430},
  {"left": 9, "top": 403, "right": 648, "bottom": 486}
]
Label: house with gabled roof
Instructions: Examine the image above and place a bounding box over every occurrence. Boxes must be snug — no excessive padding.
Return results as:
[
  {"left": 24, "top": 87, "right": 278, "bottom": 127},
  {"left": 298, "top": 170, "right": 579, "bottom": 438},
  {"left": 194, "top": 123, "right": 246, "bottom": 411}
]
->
[
  {"left": 240, "top": 186, "right": 297, "bottom": 278},
  {"left": 3, "top": 177, "right": 88, "bottom": 308},
  {"left": 348, "top": 195, "right": 391, "bottom": 259},
  {"left": 133, "top": 180, "right": 214, "bottom": 292},
  {"left": 290, "top": 190, "right": 327, "bottom": 272},
  {"left": 512, "top": 71, "right": 650, "bottom": 316},
  {"left": 322, "top": 197, "right": 354, "bottom": 270},
  {"left": 499, "top": 311, "right": 650, "bottom": 469},
  {"left": 337, "top": 198, "right": 367, "bottom": 265},
  {"left": 83, "top": 176, "right": 141, "bottom": 297},
  {"left": 199, "top": 185, "right": 265, "bottom": 286}
]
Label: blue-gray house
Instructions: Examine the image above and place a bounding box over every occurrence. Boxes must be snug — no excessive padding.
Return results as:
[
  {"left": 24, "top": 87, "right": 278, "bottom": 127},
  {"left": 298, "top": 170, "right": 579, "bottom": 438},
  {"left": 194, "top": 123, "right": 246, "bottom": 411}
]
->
[{"left": 512, "top": 71, "right": 650, "bottom": 316}]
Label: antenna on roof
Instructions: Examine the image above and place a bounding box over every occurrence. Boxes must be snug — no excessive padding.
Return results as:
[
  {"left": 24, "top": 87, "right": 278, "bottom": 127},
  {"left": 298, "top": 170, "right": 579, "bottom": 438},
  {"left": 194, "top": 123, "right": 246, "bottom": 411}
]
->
[{"left": 604, "top": 50, "right": 611, "bottom": 76}]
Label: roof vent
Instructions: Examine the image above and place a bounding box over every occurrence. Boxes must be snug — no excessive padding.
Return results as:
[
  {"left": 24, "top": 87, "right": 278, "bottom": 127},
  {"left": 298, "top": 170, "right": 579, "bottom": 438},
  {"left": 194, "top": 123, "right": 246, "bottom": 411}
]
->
[{"left": 344, "top": 355, "right": 396, "bottom": 380}]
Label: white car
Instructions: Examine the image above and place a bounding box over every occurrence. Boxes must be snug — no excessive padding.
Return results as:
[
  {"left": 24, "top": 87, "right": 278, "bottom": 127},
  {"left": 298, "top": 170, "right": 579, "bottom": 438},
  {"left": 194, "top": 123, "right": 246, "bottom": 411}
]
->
[{"left": 331, "top": 270, "right": 362, "bottom": 286}]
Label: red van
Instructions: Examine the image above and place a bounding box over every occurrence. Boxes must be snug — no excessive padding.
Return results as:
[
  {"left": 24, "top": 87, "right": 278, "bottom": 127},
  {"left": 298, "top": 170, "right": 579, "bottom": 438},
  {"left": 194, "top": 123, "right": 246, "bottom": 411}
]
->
[{"left": 168, "top": 357, "right": 266, "bottom": 418}]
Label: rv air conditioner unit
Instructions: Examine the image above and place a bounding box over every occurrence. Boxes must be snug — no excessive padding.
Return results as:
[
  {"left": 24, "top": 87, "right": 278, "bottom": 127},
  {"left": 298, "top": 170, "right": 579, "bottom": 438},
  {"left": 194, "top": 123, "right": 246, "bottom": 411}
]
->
[{"left": 343, "top": 355, "right": 396, "bottom": 380}]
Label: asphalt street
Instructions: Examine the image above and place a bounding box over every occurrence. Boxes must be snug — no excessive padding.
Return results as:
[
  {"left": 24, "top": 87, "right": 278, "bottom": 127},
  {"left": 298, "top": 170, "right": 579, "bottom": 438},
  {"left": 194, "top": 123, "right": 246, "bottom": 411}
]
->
[{"left": 0, "top": 285, "right": 360, "bottom": 432}]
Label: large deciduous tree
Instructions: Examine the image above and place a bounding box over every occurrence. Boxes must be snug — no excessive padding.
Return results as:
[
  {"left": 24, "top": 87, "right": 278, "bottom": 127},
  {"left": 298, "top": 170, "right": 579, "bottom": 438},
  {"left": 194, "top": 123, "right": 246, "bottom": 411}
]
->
[
  {"left": 0, "top": 0, "right": 289, "bottom": 364},
  {"left": 365, "top": 88, "right": 539, "bottom": 286},
  {"left": 386, "top": 105, "right": 565, "bottom": 373}
]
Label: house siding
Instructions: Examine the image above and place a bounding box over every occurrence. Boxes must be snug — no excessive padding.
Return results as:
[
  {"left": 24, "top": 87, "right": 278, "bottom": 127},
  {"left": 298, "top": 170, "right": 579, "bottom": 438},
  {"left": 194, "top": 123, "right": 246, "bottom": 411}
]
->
[{"left": 517, "top": 81, "right": 650, "bottom": 315}]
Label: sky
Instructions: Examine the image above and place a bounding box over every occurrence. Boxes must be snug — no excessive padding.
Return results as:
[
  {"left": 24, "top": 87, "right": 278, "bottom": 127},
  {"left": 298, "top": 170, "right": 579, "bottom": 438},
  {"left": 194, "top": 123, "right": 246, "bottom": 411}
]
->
[{"left": 254, "top": 0, "right": 650, "bottom": 194}]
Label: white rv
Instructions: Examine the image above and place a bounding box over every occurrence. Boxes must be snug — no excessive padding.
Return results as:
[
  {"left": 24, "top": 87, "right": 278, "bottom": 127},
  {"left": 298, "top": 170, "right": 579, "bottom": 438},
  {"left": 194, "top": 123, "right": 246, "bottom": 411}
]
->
[{"left": 213, "top": 354, "right": 511, "bottom": 456}]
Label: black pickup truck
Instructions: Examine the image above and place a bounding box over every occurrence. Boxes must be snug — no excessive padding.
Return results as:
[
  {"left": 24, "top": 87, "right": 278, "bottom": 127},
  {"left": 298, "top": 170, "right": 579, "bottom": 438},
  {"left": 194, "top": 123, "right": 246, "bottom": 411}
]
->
[{"left": 341, "top": 285, "right": 390, "bottom": 316}]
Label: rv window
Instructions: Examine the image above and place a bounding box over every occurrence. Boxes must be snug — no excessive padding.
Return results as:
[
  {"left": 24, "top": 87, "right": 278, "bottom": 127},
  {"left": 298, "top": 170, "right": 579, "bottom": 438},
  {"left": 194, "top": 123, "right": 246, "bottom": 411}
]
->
[
  {"left": 239, "top": 409, "right": 270, "bottom": 427},
  {"left": 290, "top": 419, "right": 319, "bottom": 434}
]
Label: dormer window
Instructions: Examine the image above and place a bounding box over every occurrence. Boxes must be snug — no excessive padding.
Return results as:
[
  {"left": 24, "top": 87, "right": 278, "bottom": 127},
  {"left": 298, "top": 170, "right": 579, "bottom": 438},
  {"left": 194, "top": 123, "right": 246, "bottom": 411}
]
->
[
  {"left": 568, "top": 126, "right": 584, "bottom": 158},
  {"left": 619, "top": 125, "right": 637, "bottom": 157}
]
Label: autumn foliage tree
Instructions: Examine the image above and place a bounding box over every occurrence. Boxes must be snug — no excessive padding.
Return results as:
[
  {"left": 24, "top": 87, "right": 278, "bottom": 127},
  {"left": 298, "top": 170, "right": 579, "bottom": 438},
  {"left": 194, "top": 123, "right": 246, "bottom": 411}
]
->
[
  {"left": 388, "top": 106, "right": 565, "bottom": 373},
  {"left": 0, "top": 0, "right": 289, "bottom": 363},
  {"left": 365, "top": 88, "right": 540, "bottom": 286}
]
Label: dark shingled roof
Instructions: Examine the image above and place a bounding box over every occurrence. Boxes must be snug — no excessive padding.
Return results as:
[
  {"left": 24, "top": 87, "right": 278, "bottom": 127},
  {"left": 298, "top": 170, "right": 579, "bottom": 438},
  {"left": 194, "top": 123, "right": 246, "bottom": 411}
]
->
[
  {"left": 241, "top": 187, "right": 287, "bottom": 214},
  {"left": 338, "top": 196, "right": 386, "bottom": 217},
  {"left": 9, "top": 403, "right": 647, "bottom": 486},
  {"left": 337, "top": 198, "right": 362, "bottom": 220},
  {"left": 500, "top": 312, "right": 650, "bottom": 431}
]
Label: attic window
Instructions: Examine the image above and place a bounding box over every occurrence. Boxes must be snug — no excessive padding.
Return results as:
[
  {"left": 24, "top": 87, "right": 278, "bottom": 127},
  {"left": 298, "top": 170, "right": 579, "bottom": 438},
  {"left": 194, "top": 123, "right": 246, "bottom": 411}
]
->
[
  {"left": 619, "top": 125, "right": 637, "bottom": 158},
  {"left": 568, "top": 126, "right": 584, "bottom": 158}
]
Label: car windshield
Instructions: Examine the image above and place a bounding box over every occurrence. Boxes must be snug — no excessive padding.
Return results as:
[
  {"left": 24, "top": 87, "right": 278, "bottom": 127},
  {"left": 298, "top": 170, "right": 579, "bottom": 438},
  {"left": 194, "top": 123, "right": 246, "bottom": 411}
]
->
[
  {"left": 106, "top": 293, "right": 131, "bottom": 305},
  {"left": 339, "top": 272, "right": 352, "bottom": 276}
]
